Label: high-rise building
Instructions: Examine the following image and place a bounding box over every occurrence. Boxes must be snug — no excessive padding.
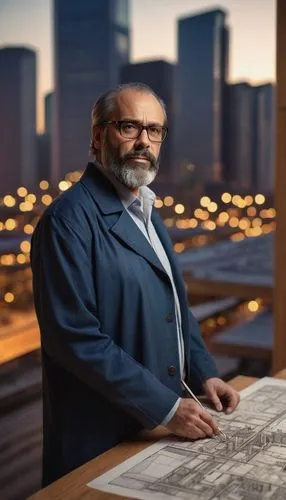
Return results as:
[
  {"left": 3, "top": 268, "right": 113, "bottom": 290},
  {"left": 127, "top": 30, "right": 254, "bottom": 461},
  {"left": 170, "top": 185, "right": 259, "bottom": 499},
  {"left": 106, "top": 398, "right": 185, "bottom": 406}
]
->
[
  {"left": 253, "top": 84, "right": 275, "bottom": 194},
  {"left": 45, "top": 91, "right": 54, "bottom": 136},
  {"left": 224, "top": 82, "right": 254, "bottom": 190},
  {"left": 53, "top": 0, "right": 130, "bottom": 182},
  {"left": 0, "top": 47, "right": 36, "bottom": 196},
  {"left": 37, "top": 92, "right": 55, "bottom": 183},
  {"left": 224, "top": 82, "right": 275, "bottom": 194},
  {"left": 121, "top": 60, "right": 175, "bottom": 185},
  {"left": 176, "top": 9, "right": 229, "bottom": 185}
]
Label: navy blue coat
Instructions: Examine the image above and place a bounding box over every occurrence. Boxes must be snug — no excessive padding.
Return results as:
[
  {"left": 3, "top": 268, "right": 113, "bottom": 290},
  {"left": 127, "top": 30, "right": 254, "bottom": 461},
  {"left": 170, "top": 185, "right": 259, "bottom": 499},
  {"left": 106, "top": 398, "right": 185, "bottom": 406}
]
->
[{"left": 31, "top": 163, "right": 218, "bottom": 485}]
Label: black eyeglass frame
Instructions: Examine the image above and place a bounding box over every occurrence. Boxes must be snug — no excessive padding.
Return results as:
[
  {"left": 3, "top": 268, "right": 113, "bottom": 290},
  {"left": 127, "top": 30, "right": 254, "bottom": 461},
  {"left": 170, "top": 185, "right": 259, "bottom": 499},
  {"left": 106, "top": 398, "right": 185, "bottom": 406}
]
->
[{"left": 101, "top": 120, "right": 168, "bottom": 143}]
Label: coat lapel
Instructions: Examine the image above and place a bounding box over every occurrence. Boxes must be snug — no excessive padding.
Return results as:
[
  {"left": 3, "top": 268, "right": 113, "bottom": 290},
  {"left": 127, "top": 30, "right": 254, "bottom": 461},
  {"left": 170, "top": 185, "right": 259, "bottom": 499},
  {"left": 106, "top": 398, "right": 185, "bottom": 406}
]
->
[
  {"left": 110, "top": 210, "right": 169, "bottom": 279},
  {"left": 80, "top": 163, "right": 168, "bottom": 279}
]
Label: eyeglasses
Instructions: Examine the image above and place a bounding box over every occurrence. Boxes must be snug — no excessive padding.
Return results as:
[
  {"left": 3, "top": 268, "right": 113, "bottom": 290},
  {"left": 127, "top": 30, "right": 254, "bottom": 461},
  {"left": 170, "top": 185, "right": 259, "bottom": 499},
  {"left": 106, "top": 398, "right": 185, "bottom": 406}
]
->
[{"left": 101, "top": 120, "right": 168, "bottom": 143}]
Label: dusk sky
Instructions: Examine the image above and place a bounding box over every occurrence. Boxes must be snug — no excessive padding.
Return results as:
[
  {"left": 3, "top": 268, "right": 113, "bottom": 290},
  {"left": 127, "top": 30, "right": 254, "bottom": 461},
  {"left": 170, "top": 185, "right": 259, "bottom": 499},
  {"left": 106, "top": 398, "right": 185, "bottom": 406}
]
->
[{"left": 0, "top": 0, "right": 276, "bottom": 131}]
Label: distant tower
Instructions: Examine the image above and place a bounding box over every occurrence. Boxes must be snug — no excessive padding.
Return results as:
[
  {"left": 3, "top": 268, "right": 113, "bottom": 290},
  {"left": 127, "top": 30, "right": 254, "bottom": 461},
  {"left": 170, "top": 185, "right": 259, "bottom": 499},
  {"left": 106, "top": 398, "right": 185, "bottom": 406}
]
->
[
  {"left": 224, "top": 82, "right": 254, "bottom": 190},
  {"left": 121, "top": 60, "right": 175, "bottom": 184},
  {"left": 253, "top": 84, "right": 275, "bottom": 194},
  {"left": 53, "top": 0, "right": 130, "bottom": 182},
  {"left": 37, "top": 92, "right": 55, "bottom": 183},
  {"left": 0, "top": 47, "right": 37, "bottom": 195},
  {"left": 176, "top": 9, "right": 229, "bottom": 185}
]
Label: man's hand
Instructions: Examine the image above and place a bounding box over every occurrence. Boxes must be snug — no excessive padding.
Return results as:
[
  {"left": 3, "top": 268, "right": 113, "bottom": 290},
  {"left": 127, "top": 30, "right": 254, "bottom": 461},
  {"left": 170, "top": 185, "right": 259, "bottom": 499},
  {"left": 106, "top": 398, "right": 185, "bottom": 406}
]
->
[
  {"left": 166, "top": 398, "right": 220, "bottom": 440},
  {"left": 203, "top": 377, "right": 240, "bottom": 414}
]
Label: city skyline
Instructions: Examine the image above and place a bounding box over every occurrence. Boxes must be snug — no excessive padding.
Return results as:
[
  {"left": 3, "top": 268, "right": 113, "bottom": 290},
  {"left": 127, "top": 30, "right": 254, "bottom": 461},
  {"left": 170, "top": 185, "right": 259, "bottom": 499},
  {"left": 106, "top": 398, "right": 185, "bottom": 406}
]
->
[{"left": 0, "top": 0, "right": 276, "bottom": 131}]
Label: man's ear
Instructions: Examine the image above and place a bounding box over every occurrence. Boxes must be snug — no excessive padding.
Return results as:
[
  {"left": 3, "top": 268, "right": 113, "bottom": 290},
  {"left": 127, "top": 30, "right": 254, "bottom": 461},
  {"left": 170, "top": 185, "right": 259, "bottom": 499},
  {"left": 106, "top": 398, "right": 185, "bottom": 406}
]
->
[{"left": 93, "top": 125, "right": 102, "bottom": 151}]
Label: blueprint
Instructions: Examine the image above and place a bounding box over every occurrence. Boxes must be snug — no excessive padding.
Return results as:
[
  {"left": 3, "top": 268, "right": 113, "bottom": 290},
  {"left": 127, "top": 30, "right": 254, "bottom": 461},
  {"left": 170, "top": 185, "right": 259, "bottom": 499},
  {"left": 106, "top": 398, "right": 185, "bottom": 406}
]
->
[{"left": 88, "top": 377, "right": 286, "bottom": 499}]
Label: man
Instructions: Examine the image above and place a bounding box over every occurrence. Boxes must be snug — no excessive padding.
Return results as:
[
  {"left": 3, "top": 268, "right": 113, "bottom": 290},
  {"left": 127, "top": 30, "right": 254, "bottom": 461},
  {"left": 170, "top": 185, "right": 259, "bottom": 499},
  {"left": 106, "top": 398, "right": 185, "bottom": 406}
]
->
[{"left": 31, "top": 83, "right": 240, "bottom": 486}]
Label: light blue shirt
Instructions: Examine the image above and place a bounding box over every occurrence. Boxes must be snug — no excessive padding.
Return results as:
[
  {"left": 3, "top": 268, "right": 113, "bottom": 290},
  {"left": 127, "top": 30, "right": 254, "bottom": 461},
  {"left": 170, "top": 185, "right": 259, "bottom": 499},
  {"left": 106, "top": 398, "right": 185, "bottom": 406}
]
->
[{"left": 96, "top": 164, "right": 183, "bottom": 424}]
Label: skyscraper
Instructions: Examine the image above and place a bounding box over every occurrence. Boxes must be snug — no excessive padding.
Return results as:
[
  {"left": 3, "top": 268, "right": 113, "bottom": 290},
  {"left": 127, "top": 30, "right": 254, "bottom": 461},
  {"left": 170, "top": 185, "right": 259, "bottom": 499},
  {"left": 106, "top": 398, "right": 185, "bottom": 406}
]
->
[
  {"left": 53, "top": 0, "right": 130, "bottom": 182},
  {"left": 253, "top": 84, "right": 275, "bottom": 194},
  {"left": 224, "top": 82, "right": 275, "bottom": 194},
  {"left": 37, "top": 91, "right": 55, "bottom": 183},
  {"left": 45, "top": 92, "right": 54, "bottom": 136},
  {"left": 176, "top": 9, "right": 229, "bottom": 185},
  {"left": 224, "top": 83, "right": 254, "bottom": 190},
  {"left": 0, "top": 47, "right": 36, "bottom": 196},
  {"left": 121, "top": 60, "right": 175, "bottom": 185}
]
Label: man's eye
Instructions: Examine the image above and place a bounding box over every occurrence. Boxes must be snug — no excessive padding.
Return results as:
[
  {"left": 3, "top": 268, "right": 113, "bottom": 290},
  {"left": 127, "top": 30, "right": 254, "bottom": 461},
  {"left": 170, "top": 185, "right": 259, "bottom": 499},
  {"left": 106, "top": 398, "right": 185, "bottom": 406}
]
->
[
  {"left": 123, "top": 123, "right": 136, "bottom": 130},
  {"left": 149, "top": 126, "right": 161, "bottom": 135}
]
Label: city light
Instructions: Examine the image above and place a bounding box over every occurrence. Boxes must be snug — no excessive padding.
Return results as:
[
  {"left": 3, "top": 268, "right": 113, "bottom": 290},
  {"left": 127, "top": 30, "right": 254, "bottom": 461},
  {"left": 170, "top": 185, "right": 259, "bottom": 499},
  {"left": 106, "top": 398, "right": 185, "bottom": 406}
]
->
[
  {"left": 252, "top": 217, "right": 262, "bottom": 227},
  {"left": 239, "top": 218, "right": 250, "bottom": 230},
  {"left": 175, "top": 203, "right": 185, "bottom": 215},
  {"left": 255, "top": 194, "right": 266, "bottom": 205},
  {"left": 3, "top": 195, "right": 16, "bottom": 207},
  {"left": 208, "top": 202, "right": 218, "bottom": 213},
  {"left": 189, "top": 218, "right": 198, "bottom": 228},
  {"left": 20, "top": 240, "right": 31, "bottom": 253},
  {"left": 164, "top": 218, "right": 174, "bottom": 227},
  {"left": 248, "top": 300, "right": 259, "bottom": 312},
  {"left": 5, "top": 218, "right": 17, "bottom": 231},
  {"left": 19, "top": 201, "right": 34, "bottom": 212},
  {"left": 16, "top": 253, "right": 26, "bottom": 264},
  {"left": 231, "top": 232, "right": 245, "bottom": 242},
  {"left": 26, "top": 193, "right": 37, "bottom": 203},
  {"left": 247, "top": 206, "right": 257, "bottom": 217},
  {"left": 229, "top": 216, "right": 239, "bottom": 228},
  {"left": 39, "top": 180, "right": 49, "bottom": 190},
  {"left": 218, "top": 212, "right": 229, "bottom": 224},
  {"left": 221, "top": 192, "right": 231, "bottom": 203},
  {"left": 155, "top": 198, "right": 163, "bottom": 208},
  {"left": 244, "top": 195, "right": 253, "bottom": 206},
  {"left": 58, "top": 180, "right": 72, "bottom": 191},
  {"left": 200, "top": 196, "right": 211, "bottom": 207},
  {"left": 164, "top": 196, "right": 174, "bottom": 207},
  {"left": 41, "top": 194, "right": 53, "bottom": 206},
  {"left": 17, "top": 187, "right": 28, "bottom": 197},
  {"left": 24, "top": 224, "right": 34, "bottom": 235},
  {"left": 4, "top": 292, "right": 15, "bottom": 303},
  {"left": 174, "top": 242, "right": 185, "bottom": 253},
  {"left": 203, "top": 220, "right": 216, "bottom": 231}
]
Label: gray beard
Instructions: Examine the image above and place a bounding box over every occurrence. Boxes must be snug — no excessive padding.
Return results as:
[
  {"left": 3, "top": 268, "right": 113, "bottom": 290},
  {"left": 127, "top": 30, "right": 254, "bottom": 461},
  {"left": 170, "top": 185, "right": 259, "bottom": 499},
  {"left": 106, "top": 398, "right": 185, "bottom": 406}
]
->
[{"left": 108, "top": 161, "right": 158, "bottom": 190}]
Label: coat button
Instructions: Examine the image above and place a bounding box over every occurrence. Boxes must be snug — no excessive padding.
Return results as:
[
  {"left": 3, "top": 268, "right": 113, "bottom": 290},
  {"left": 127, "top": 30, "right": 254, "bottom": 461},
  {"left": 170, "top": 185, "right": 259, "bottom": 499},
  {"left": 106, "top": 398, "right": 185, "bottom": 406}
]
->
[
  {"left": 165, "top": 314, "right": 174, "bottom": 323},
  {"left": 168, "top": 365, "right": 176, "bottom": 376}
]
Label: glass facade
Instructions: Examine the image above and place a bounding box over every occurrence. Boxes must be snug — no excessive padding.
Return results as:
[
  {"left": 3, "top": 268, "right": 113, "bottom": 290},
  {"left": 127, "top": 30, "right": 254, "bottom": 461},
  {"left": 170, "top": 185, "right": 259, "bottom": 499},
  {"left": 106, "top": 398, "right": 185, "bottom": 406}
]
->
[
  {"left": 53, "top": 0, "right": 130, "bottom": 180},
  {"left": 0, "top": 48, "right": 36, "bottom": 195},
  {"left": 176, "top": 9, "right": 228, "bottom": 184}
]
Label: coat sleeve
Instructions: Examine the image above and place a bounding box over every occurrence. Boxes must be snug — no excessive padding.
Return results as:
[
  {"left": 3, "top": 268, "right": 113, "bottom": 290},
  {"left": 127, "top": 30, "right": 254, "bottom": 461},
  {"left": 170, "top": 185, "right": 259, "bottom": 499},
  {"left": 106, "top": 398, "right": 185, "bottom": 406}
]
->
[
  {"left": 31, "top": 213, "right": 179, "bottom": 429},
  {"left": 186, "top": 310, "right": 219, "bottom": 391}
]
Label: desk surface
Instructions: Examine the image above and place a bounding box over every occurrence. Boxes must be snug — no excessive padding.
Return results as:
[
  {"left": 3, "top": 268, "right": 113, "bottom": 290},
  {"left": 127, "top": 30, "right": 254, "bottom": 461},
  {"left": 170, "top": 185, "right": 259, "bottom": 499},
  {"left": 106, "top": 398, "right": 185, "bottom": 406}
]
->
[{"left": 30, "top": 371, "right": 286, "bottom": 500}]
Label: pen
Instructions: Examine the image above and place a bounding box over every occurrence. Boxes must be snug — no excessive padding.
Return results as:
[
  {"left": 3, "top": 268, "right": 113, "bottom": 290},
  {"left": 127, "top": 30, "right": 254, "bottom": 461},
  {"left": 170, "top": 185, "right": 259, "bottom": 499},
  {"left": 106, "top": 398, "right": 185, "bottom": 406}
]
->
[{"left": 181, "top": 379, "right": 227, "bottom": 440}]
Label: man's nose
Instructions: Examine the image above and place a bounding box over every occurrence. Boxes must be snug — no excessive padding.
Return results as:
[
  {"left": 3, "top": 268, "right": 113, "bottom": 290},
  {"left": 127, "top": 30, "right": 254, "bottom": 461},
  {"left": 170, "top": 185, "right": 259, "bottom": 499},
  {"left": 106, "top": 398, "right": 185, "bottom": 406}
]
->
[{"left": 135, "top": 128, "right": 150, "bottom": 148}]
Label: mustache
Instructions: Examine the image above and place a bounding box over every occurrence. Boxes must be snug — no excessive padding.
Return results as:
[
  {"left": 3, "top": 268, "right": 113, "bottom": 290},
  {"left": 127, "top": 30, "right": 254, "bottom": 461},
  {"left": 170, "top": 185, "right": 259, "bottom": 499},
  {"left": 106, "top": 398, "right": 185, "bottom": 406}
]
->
[{"left": 122, "top": 149, "right": 156, "bottom": 163}]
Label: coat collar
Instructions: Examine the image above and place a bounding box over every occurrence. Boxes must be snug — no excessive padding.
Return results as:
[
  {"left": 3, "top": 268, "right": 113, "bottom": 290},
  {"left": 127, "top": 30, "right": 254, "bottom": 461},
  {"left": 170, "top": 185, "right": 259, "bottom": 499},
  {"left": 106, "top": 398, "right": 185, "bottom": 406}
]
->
[
  {"left": 80, "top": 162, "right": 169, "bottom": 279},
  {"left": 80, "top": 162, "right": 124, "bottom": 215}
]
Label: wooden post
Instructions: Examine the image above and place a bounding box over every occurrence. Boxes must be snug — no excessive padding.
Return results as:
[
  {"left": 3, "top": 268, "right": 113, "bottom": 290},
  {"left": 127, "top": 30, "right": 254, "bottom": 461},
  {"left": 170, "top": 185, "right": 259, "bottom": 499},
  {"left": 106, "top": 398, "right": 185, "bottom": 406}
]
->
[{"left": 273, "top": 0, "right": 286, "bottom": 372}]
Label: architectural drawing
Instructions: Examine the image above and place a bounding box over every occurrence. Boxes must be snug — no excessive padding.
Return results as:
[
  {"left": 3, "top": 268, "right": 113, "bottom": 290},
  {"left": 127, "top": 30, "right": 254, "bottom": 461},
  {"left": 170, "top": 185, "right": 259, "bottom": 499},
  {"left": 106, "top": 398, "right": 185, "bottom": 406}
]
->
[{"left": 88, "top": 377, "right": 286, "bottom": 499}]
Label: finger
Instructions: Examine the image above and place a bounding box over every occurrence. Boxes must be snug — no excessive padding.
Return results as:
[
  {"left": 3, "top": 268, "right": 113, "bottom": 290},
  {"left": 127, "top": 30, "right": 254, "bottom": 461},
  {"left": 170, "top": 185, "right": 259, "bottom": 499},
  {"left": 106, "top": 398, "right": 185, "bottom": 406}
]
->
[
  {"left": 208, "top": 391, "right": 223, "bottom": 412},
  {"left": 192, "top": 416, "right": 215, "bottom": 438},
  {"left": 200, "top": 410, "right": 220, "bottom": 434},
  {"left": 226, "top": 391, "right": 240, "bottom": 413},
  {"left": 186, "top": 425, "right": 205, "bottom": 440}
]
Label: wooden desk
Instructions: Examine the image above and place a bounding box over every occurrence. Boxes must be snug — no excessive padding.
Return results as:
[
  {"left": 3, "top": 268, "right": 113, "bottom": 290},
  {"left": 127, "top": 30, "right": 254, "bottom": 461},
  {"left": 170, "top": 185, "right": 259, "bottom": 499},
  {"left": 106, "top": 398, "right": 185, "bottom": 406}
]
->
[{"left": 30, "top": 375, "right": 276, "bottom": 500}]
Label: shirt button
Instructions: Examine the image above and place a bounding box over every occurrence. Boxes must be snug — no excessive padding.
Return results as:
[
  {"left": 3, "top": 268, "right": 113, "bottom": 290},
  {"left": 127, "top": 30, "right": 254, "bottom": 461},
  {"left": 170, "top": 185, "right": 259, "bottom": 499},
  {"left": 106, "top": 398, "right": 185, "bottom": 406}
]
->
[
  {"left": 168, "top": 365, "right": 176, "bottom": 376},
  {"left": 165, "top": 314, "right": 174, "bottom": 323}
]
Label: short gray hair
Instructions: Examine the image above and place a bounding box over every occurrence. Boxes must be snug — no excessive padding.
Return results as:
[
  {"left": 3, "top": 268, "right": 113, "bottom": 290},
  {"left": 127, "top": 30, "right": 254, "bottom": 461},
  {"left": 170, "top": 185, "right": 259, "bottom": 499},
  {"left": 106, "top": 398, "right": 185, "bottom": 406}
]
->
[{"left": 89, "top": 82, "right": 167, "bottom": 156}]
